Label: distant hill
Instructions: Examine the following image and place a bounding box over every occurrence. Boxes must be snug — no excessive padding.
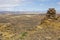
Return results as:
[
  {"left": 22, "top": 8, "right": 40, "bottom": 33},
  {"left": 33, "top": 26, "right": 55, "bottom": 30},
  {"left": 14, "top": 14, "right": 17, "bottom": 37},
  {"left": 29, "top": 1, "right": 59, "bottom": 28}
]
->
[
  {"left": 0, "top": 11, "right": 60, "bottom": 14},
  {"left": 0, "top": 11, "right": 42, "bottom": 14}
]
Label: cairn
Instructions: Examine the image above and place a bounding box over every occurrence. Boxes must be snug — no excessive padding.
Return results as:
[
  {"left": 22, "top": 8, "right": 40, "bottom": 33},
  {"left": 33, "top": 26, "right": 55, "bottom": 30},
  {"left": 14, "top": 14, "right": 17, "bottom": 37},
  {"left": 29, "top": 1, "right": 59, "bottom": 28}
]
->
[
  {"left": 41, "top": 8, "right": 57, "bottom": 24},
  {"left": 46, "top": 8, "right": 56, "bottom": 19}
]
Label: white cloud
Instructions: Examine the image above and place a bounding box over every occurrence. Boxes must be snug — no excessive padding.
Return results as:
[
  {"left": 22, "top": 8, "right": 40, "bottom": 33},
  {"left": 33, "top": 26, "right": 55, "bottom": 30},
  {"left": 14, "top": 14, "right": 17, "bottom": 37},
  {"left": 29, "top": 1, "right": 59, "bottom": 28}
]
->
[
  {"left": 0, "top": 4, "right": 19, "bottom": 7},
  {"left": 0, "top": 0, "right": 27, "bottom": 11},
  {"left": 37, "top": 0, "right": 51, "bottom": 2},
  {"left": 0, "top": 7, "right": 13, "bottom": 11},
  {"left": 57, "top": 2, "right": 60, "bottom": 5},
  {"left": 40, "top": 4, "right": 44, "bottom": 6},
  {"left": 0, "top": 0, "right": 26, "bottom": 7},
  {"left": 0, "top": 0, "right": 19, "bottom": 4},
  {"left": 0, "top": 0, "right": 51, "bottom": 11}
]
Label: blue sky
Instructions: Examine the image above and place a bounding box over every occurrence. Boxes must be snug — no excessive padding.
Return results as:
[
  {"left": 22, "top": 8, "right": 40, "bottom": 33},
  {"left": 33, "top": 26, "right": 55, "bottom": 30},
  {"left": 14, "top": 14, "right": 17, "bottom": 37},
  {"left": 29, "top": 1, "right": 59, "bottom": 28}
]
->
[{"left": 0, "top": 0, "right": 60, "bottom": 11}]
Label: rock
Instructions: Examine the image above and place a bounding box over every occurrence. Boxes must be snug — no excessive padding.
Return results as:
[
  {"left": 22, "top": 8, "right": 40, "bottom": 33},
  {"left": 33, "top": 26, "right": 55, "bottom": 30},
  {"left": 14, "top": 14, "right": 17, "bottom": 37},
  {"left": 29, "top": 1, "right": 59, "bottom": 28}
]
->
[{"left": 46, "top": 8, "right": 56, "bottom": 19}]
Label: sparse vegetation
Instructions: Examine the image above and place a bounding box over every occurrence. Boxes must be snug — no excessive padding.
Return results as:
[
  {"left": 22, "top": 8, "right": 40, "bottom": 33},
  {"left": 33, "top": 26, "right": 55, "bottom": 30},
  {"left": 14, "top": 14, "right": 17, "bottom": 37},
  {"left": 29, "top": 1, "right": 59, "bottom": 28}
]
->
[
  {"left": 0, "top": 9, "right": 60, "bottom": 40},
  {"left": 20, "top": 32, "right": 28, "bottom": 39}
]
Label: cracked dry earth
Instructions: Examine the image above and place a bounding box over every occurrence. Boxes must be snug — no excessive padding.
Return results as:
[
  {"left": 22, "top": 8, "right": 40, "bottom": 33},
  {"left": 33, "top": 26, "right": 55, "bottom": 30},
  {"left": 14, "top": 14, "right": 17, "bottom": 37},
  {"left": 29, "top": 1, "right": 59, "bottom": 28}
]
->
[{"left": 0, "top": 14, "right": 60, "bottom": 40}]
